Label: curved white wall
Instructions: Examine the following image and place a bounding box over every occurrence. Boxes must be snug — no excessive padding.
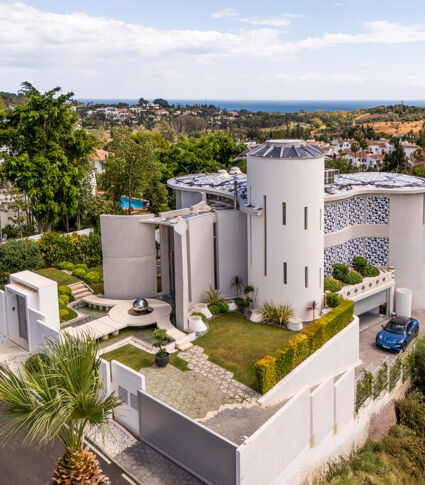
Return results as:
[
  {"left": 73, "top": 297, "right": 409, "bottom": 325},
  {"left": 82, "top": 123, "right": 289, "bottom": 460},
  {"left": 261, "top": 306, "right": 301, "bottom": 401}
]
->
[{"left": 247, "top": 151, "right": 324, "bottom": 321}]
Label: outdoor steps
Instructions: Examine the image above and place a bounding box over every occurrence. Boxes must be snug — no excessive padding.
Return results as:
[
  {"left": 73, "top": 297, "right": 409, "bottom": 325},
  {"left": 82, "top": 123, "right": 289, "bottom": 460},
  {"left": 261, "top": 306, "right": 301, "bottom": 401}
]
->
[
  {"left": 69, "top": 281, "right": 94, "bottom": 300},
  {"left": 175, "top": 339, "right": 193, "bottom": 351},
  {"left": 158, "top": 319, "right": 193, "bottom": 351}
]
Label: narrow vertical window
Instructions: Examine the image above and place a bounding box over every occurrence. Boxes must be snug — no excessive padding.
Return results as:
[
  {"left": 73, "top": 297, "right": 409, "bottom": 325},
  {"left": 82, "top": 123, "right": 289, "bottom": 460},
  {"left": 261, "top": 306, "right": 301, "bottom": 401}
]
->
[
  {"left": 282, "top": 202, "right": 286, "bottom": 225},
  {"left": 304, "top": 207, "right": 308, "bottom": 230},
  {"left": 283, "top": 262, "right": 287, "bottom": 284},
  {"left": 264, "top": 195, "right": 267, "bottom": 276},
  {"left": 305, "top": 266, "right": 308, "bottom": 288}
]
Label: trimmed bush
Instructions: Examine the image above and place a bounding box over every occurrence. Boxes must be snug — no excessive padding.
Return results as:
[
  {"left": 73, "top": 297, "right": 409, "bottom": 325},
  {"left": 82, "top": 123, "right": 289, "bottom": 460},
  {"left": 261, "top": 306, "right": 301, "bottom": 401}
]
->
[
  {"left": 0, "top": 239, "right": 40, "bottom": 273},
  {"left": 72, "top": 268, "right": 87, "bottom": 279},
  {"left": 58, "top": 296, "right": 66, "bottom": 306},
  {"left": 59, "top": 308, "right": 69, "bottom": 321},
  {"left": 58, "top": 285, "right": 72, "bottom": 297},
  {"left": 84, "top": 271, "right": 102, "bottom": 284},
  {"left": 59, "top": 294, "right": 70, "bottom": 305},
  {"left": 332, "top": 263, "right": 349, "bottom": 281},
  {"left": 255, "top": 299, "right": 355, "bottom": 394},
  {"left": 352, "top": 256, "right": 368, "bottom": 273},
  {"left": 58, "top": 261, "right": 75, "bottom": 271},
  {"left": 37, "top": 232, "right": 102, "bottom": 267},
  {"left": 324, "top": 277, "right": 342, "bottom": 292},
  {"left": 208, "top": 302, "right": 229, "bottom": 314},
  {"left": 74, "top": 263, "right": 88, "bottom": 271},
  {"left": 191, "top": 312, "right": 207, "bottom": 322},
  {"left": 362, "top": 264, "right": 380, "bottom": 277},
  {"left": 326, "top": 292, "right": 344, "bottom": 308},
  {"left": 341, "top": 269, "right": 363, "bottom": 285}
]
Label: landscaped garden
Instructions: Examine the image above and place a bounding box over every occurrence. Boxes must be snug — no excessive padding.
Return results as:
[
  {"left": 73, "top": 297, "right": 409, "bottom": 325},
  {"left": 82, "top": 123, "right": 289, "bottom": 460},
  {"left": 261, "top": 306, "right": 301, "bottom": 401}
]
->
[
  {"left": 102, "top": 344, "right": 190, "bottom": 372},
  {"left": 195, "top": 312, "right": 294, "bottom": 389}
]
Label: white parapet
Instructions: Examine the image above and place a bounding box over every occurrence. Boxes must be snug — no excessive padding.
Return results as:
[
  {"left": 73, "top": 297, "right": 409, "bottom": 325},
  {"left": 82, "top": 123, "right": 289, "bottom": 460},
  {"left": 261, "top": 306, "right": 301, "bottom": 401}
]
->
[{"left": 396, "top": 288, "right": 412, "bottom": 318}]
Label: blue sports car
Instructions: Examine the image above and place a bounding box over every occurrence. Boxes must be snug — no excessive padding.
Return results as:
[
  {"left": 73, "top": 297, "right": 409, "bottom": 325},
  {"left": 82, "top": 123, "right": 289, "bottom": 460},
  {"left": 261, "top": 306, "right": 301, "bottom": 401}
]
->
[{"left": 376, "top": 316, "right": 419, "bottom": 352}]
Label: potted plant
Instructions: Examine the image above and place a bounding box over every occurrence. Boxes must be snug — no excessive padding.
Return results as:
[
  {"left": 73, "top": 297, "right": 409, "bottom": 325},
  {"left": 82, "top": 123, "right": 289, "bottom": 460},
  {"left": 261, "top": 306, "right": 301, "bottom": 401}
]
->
[{"left": 153, "top": 328, "right": 170, "bottom": 367}]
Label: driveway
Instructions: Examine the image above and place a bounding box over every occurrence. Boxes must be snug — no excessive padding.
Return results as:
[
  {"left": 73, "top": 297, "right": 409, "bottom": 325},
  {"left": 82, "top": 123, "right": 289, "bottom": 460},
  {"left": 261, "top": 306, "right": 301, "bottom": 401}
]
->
[{"left": 357, "top": 308, "right": 425, "bottom": 376}]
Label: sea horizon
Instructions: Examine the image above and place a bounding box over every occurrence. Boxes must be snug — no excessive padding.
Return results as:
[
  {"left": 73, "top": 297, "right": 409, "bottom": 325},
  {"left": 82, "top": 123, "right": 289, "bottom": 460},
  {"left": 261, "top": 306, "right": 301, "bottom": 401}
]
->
[{"left": 76, "top": 98, "right": 425, "bottom": 113}]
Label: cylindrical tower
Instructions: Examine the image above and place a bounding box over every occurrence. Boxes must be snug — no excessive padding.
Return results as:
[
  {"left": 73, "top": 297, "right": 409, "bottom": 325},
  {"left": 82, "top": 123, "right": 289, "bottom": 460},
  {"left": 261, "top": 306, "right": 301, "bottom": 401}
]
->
[{"left": 247, "top": 140, "right": 325, "bottom": 321}]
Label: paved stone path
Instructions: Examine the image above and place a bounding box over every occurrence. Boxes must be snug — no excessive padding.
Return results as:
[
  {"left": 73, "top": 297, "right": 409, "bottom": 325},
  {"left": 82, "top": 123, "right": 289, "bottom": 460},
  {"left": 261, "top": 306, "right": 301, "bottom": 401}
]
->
[{"left": 142, "top": 345, "right": 259, "bottom": 419}]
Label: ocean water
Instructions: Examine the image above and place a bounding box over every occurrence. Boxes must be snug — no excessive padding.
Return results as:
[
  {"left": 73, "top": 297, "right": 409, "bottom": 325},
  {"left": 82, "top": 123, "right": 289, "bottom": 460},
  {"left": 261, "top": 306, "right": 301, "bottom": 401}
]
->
[{"left": 77, "top": 98, "right": 425, "bottom": 113}]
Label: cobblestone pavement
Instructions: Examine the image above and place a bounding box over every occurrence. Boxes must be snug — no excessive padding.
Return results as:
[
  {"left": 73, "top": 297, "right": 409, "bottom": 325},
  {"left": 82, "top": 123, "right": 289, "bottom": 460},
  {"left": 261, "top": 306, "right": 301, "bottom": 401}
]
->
[
  {"left": 115, "top": 441, "right": 203, "bottom": 485},
  {"left": 142, "top": 345, "right": 259, "bottom": 419}
]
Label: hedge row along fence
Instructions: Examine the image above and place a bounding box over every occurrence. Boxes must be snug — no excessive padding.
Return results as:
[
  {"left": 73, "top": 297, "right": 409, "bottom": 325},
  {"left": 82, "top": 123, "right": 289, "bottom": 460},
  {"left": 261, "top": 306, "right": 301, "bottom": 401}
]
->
[
  {"left": 355, "top": 351, "right": 414, "bottom": 412},
  {"left": 255, "top": 299, "right": 355, "bottom": 394}
]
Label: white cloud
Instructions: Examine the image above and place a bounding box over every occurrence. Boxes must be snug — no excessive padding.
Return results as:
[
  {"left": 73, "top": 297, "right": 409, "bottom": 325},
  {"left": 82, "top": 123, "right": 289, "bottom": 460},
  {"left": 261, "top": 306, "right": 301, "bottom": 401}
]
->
[
  {"left": 211, "top": 8, "right": 239, "bottom": 19},
  {"left": 275, "top": 73, "right": 363, "bottom": 84},
  {"left": 335, "top": 3, "right": 343, "bottom": 7},
  {"left": 405, "top": 75, "right": 425, "bottom": 89},
  {"left": 211, "top": 8, "right": 297, "bottom": 28}
]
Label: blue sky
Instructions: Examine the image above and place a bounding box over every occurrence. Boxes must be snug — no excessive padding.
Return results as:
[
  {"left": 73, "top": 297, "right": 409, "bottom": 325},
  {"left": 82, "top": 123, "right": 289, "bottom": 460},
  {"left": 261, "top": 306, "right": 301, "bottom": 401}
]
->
[{"left": 1, "top": 0, "right": 425, "bottom": 99}]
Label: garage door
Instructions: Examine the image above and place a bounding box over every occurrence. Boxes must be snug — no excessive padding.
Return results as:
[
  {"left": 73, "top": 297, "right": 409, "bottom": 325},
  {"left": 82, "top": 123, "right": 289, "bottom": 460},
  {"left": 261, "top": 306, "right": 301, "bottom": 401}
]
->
[{"left": 354, "top": 289, "right": 388, "bottom": 315}]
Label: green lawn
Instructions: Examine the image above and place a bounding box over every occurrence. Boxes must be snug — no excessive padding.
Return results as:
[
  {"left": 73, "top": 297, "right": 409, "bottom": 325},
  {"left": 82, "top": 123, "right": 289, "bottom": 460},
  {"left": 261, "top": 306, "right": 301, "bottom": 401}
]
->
[
  {"left": 102, "top": 344, "right": 190, "bottom": 372},
  {"left": 195, "top": 312, "right": 294, "bottom": 390},
  {"left": 35, "top": 267, "right": 79, "bottom": 286}
]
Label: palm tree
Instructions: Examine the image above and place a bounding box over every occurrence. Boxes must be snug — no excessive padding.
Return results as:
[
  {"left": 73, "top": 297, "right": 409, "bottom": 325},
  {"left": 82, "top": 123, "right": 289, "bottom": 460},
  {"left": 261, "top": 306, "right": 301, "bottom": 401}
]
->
[
  {"left": 230, "top": 275, "right": 244, "bottom": 298},
  {"left": 0, "top": 335, "right": 120, "bottom": 484},
  {"left": 306, "top": 300, "right": 320, "bottom": 322}
]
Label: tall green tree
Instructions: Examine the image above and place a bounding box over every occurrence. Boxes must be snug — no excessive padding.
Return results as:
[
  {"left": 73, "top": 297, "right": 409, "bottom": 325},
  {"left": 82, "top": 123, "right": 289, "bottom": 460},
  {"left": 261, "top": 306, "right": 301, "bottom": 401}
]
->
[
  {"left": 0, "top": 335, "right": 120, "bottom": 484},
  {"left": 100, "top": 127, "right": 167, "bottom": 214},
  {"left": 382, "top": 138, "right": 410, "bottom": 172},
  {"left": 0, "top": 83, "right": 95, "bottom": 232}
]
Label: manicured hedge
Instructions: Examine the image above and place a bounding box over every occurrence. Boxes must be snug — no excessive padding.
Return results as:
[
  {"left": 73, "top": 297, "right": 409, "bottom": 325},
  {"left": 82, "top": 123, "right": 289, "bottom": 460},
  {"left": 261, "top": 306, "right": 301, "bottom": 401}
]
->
[
  {"left": 324, "top": 277, "right": 342, "bottom": 292},
  {"left": 255, "top": 299, "right": 355, "bottom": 394},
  {"left": 37, "top": 232, "right": 102, "bottom": 267},
  {"left": 208, "top": 302, "right": 229, "bottom": 314},
  {"left": 0, "top": 239, "right": 40, "bottom": 273}
]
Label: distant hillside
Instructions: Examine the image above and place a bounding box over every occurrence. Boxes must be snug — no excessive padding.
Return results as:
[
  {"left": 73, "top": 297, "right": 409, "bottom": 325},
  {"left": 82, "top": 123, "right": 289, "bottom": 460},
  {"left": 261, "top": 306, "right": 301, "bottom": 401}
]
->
[{"left": 0, "top": 91, "right": 28, "bottom": 108}]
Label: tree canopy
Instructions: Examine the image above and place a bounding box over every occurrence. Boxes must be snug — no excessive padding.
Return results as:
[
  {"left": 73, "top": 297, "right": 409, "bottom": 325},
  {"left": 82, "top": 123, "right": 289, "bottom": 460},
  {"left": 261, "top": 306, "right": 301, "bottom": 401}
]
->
[{"left": 0, "top": 83, "right": 95, "bottom": 232}]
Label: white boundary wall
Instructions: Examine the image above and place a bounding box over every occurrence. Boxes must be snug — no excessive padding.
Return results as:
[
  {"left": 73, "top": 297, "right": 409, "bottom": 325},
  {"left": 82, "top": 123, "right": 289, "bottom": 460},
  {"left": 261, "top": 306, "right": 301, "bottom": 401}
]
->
[
  {"left": 109, "top": 360, "right": 145, "bottom": 437},
  {"left": 259, "top": 316, "right": 360, "bottom": 405}
]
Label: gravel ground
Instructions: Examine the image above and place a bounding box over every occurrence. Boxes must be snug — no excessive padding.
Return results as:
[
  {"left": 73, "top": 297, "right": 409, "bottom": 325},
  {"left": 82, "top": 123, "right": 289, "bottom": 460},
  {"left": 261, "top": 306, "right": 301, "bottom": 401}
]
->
[{"left": 87, "top": 420, "right": 137, "bottom": 457}]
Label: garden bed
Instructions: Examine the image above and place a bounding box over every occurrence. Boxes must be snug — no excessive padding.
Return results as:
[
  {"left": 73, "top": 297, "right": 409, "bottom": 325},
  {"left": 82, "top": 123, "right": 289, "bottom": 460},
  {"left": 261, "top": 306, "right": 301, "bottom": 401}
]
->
[
  {"left": 101, "top": 344, "right": 189, "bottom": 372},
  {"left": 195, "top": 312, "right": 293, "bottom": 389}
]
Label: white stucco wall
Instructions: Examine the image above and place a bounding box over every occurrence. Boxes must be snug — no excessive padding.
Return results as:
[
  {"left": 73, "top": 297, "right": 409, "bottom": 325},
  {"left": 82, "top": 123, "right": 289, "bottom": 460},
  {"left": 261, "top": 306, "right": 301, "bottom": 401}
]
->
[
  {"left": 176, "top": 189, "right": 203, "bottom": 209},
  {"left": 388, "top": 193, "right": 425, "bottom": 309},
  {"left": 101, "top": 214, "right": 157, "bottom": 299},
  {"left": 27, "top": 308, "right": 59, "bottom": 353},
  {"left": 311, "top": 377, "right": 334, "bottom": 448},
  {"left": 334, "top": 367, "right": 355, "bottom": 433},
  {"left": 216, "top": 210, "right": 248, "bottom": 298},
  {"left": 238, "top": 387, "right": 311, "bottom": 485},
  {"left": 111, "top": 360, "right": 145, "bottom": 437},
  {"left": 0, "top": 290, "right": 6, "bottom": 336},
  {"left": 247, "top": 152, "right": 324, "bottom": 321},
  {"left": 258, "top": 316, "right": 359, "bottom": 405},
  {"left": 173, "top": 222, "right": 189, "bottom": 331},
  {"left": 186, "top": 214, "right": 215, "bottom": 306}
]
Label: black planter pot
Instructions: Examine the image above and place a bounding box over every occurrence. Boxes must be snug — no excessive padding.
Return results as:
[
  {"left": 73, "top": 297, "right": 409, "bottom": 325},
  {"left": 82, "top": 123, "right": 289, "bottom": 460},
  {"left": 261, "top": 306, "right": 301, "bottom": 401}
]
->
[{"left": 155, "top": 352, "right": 170, "bottom": 367}]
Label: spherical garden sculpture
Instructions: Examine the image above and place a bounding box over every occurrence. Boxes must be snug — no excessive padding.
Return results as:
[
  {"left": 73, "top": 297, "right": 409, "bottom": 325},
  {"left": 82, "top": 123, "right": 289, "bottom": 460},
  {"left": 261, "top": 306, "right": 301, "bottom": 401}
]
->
[{"left": 132, "top": 298, "right": 150, "bottom": 313}]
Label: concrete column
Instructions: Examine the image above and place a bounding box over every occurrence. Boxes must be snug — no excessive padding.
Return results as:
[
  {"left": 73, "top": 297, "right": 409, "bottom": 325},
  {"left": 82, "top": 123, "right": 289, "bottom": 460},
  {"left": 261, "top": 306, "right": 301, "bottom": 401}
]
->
[
  {"left": 159, "top": 225, "right": 170, "bottom": 295},
  {"left": 173, "top": 222, "right": 189, "bottom": 331}
]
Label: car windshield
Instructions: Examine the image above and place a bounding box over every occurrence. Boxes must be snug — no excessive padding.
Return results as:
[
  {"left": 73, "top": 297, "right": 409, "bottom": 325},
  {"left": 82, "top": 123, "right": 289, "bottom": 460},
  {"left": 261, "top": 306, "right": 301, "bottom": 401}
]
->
[{"left": 384, "top": 320, "right": 406, "bottom": 335}]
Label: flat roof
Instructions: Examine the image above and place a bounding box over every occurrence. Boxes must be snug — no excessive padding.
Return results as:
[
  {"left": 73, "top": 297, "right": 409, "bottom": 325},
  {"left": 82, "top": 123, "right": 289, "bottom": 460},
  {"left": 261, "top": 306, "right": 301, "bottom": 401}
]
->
[{"left": 168, "top": 171, "right": 425, "bottom": 206}]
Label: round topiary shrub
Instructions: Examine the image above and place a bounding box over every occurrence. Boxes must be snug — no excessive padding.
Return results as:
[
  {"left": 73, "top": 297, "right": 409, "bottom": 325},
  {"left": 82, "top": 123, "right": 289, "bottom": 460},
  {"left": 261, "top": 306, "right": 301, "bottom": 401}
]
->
[
  {"left": 326, "top": 292, "right": 344, "bottom": 308},
  {"left": 191, "top": 311, "right": 207, "bottom": 322},
  {"left": 74, "top": 263, "right": 88, "bottom": 271},
  {"left": 341, "top": 270, "right": 363, "bottom": 285},
  {"left": 84, "top": 271, "right": 102, "bottom": 284},
  {"left": 72, "top": 268, "right": 87, "bottom": 279},
  {"left": 352, "top": 256, "right": 368, "bottom": 274},
  {"left": 59, "top": 261, "right": 75, "bottom": 271},
  {"left": 58, "top": 285, "right": 72, "bottom": 297},
  {"left": 58, "top": 296, "right": 66, "bottom": 306},
  {"left": 59, "top": 294, "right": 70, "bottom": 305},
  {"left": 332, "top": 263, "right": 349, "bottom": 282},
  {"left": 362, "top": 264, "right": 380, "bottom": 277},
  {"left": 59, "top": 308, "right": 69, "bottom": 321},
  {"left": 324, "top": 277, "right": 342, "bottom": 292}
]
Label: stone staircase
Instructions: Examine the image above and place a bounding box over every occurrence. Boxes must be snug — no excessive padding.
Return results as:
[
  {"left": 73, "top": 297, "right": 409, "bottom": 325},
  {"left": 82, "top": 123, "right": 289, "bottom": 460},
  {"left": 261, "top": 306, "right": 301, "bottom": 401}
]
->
[
  {"left": 157, "top": 319, "right": 193, "bottom": 351},
  {"left": 69, "top": 281, "right": 94, "bottom": 300}
]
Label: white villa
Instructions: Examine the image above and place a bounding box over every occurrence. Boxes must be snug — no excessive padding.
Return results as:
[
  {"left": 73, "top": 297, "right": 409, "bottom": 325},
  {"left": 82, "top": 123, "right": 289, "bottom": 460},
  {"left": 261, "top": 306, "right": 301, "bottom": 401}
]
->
[{"left": 100, "top": 139, "right": 425, "bottom": 328}]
